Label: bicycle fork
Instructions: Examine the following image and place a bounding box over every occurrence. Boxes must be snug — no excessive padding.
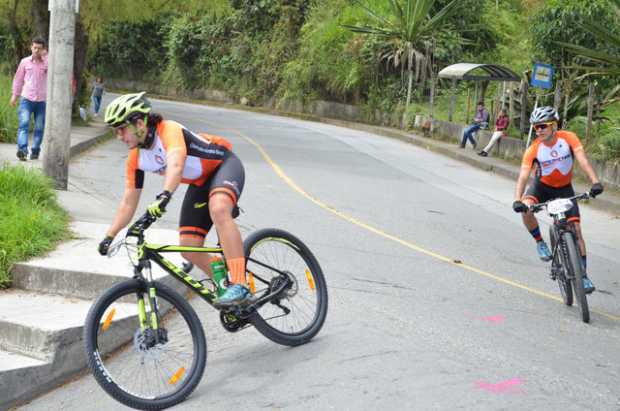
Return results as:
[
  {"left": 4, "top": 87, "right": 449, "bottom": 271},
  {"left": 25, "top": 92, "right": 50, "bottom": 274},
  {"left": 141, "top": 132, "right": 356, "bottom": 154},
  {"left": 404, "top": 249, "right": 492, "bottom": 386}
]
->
[{"left": 135, "top": 261, "right": 163, "bottom": 343}]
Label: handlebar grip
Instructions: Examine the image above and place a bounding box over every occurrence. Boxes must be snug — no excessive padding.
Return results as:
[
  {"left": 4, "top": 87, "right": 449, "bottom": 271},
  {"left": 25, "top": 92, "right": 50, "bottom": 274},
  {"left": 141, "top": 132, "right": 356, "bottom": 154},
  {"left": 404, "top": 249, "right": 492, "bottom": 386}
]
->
[{"left": 127, "top": 212, "right": 155, "bottom": 236}]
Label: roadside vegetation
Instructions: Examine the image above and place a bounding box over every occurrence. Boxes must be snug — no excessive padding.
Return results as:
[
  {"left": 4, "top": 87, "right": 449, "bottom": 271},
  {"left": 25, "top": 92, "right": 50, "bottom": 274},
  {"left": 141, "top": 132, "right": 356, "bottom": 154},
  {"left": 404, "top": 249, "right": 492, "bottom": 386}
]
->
[
  {"left": 0, "top": 72, "right": 18, "bottom": 143},
  {"left": 0, "top": 165, "right": 70, "bottom": 288}
]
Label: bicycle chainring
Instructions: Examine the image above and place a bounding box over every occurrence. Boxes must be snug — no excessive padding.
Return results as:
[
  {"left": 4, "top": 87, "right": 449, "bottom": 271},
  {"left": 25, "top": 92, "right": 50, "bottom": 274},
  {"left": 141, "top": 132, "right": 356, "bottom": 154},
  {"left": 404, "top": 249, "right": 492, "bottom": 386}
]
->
[{"left": 219, "top": 311, "right": 249, "bottom": 332}]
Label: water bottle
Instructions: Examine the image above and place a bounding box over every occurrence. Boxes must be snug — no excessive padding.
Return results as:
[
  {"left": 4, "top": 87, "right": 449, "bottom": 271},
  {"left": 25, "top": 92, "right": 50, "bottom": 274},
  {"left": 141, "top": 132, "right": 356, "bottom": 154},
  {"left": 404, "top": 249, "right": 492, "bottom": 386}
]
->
[{"left": 210, "top": 257, "right": 228, "bottom": 297}]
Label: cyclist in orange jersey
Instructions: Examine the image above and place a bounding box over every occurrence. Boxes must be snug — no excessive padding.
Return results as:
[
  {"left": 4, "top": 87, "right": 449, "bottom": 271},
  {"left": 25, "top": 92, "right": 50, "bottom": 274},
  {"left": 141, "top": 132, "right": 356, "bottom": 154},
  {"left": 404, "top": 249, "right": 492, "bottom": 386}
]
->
[
  {"left": 97, "top": 92, "right": 252, "bottom": 306},
  {"left": 512, "top": 106, "right": 604, "bottom": 293}
]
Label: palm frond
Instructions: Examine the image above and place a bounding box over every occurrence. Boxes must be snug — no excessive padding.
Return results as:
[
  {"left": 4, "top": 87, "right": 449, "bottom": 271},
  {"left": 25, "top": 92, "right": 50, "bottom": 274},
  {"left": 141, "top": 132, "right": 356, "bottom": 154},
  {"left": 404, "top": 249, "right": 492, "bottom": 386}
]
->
[
  {"left": 341, "top": 24, "right": 398, "bottom": 37},
  {"left": 387, "top": 0, "right": 405, "bottom": 29},
  {"left": 425, "top": 0, "right": 459, "bottom": 31},
  {"left": 350, "top": 0, "right": 392, "bottom": 27},
  {"left": 556, "top": 41, "right": 620, "bottom": 66},
  {"left": 582, "top": 22, "right": 620, "bottom": 48}
]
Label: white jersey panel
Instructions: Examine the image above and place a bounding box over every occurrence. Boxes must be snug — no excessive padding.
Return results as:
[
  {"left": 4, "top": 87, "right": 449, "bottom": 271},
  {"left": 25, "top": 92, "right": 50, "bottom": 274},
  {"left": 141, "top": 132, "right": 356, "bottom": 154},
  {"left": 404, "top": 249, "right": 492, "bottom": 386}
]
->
[
  {"left": 137, "top": 135, "right": 203, "bottom": 180},
  {"left": 536, "top": 139, "right": 574, "bottom": 177}
]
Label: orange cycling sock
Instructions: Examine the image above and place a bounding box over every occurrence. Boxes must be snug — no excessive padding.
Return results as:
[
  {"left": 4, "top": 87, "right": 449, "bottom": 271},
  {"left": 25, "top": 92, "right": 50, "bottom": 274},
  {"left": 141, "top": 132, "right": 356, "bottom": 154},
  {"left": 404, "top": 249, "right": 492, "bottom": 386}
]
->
[{"left": 227, "top": 257, "right": 246, "bottom": 285}]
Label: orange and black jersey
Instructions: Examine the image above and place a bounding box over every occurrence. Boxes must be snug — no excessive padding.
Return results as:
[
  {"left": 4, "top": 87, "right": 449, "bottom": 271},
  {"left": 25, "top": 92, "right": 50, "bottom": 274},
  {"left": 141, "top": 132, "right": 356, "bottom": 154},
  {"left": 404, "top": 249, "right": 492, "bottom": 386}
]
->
[
  {"left": 521, "top": 130, "right": 584, "bottom": 188},
  {"left": 126, "top": 120, "right": 232, "bottom": 189}
]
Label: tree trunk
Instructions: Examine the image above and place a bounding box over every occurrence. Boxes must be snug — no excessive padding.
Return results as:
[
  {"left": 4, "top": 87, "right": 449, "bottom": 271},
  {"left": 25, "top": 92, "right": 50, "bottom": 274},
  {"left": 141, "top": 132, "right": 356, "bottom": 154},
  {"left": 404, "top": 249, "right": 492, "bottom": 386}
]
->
[
  {"left": 31, "top": 0, "right": 50, "bottom": 42},
  {"left": 465, "top": 87, "right": 471, "bottom": 123},
  {"left": 406, "top": 66, "right": 413, "bottom": 109},
  {"left": 7, "top": 0, "right": 26, "bottom": 67},
  {"left": 72, "top": 17, "right": 89, "bottom": 113},
  {"left": 519, "top": 80, "right": 529, "bottom": 136},
  {"left": 553, "top": 79, "right": 562, "bottom": 111},
  {"left": 562, "top": 79, "right": 572, "bottom": 129},
  {"left": 480, "top": 80, "right": 490, "bottom": 102},
  {"left": 585, "top": 81, "right": 594, "bottom": 142},
  {"left": 428, "top": 68, "right": 435, "bottom": 117},
  {"left": 448, "top": 78, "right": 457, "bottom": 122}
]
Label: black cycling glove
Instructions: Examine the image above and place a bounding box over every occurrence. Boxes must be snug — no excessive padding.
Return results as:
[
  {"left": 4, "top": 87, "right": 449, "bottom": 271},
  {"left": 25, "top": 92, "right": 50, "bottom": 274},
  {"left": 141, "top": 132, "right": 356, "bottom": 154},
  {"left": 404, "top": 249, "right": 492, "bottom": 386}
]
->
[
  {"left": 98, "top": 235, "right": 113, "bottom": 256},
  {"left": 589, "top": 182, "right": 604, "bottom": 198},
  {"left": 512, "top": 200, "right": 528, "bottom": 213}
]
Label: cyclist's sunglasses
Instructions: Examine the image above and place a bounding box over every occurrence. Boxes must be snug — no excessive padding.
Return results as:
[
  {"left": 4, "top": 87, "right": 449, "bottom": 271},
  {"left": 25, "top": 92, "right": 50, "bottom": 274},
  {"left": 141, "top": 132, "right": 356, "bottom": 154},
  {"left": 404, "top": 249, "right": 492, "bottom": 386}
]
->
[
  {"left": 534, "top": 122, "right": 554, "bottom": 131},
  {"left": 112, "top": 122, "right": 137, "bottom": 134}
]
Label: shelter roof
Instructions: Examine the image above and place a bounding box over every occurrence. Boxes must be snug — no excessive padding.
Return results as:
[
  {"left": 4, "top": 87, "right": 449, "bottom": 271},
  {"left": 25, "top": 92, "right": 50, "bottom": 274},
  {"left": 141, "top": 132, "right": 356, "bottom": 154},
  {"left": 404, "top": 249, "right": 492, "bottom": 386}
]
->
[{"left": 438, "top": 63, "right": 520, "bottom": 82}]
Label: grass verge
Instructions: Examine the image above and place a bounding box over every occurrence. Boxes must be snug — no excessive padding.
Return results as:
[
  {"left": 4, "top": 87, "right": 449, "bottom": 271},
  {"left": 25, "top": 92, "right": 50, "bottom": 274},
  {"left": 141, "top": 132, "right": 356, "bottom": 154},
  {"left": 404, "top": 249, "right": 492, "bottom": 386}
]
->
[
  {"left": 0, "top": 164, "right": 70, "bottom": 288},
  {"left": 0, "top": 72, "right": 18, "bottom": 143}
]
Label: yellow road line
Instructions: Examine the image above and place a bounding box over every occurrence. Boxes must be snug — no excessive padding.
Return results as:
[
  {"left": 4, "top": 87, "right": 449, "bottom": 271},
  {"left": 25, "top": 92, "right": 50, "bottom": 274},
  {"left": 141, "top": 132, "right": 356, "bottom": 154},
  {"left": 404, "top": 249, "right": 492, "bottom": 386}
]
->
[{"left": 222, "top": 126, "right": 620, "bottom": 322}]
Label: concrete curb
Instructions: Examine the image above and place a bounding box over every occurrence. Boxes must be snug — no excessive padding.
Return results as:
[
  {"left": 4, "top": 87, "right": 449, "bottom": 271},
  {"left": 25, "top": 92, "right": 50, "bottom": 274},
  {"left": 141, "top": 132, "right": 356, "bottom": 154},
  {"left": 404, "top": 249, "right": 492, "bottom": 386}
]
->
[{"left": 69, "top": 128, "right": 113, "bottom": 158}]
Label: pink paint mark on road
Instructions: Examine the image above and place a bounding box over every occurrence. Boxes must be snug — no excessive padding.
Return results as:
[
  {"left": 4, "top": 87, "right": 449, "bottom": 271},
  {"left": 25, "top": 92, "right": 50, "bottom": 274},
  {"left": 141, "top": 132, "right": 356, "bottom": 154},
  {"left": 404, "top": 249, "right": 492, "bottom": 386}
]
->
[
  {"left": 475, "top": 378, "right": 524, "bottom": 393},
  {"left": 481, "top": 315, "right": 505, "bottom": 324}
]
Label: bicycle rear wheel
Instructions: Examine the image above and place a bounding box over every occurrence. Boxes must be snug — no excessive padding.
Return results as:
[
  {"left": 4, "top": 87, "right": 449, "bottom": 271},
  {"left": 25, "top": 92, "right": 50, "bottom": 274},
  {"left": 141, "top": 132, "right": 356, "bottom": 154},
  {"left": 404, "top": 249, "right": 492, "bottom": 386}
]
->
[
  {"left": 562, "top": 232, "right": 589, "bottom": 323},
  {"left": 84, "top": 279, "right": 207, "bottom": 410},
  {"left": 550, "top": 227, "right": 572, "bottom": 306},
  {"left": 244, "top": 228, "right": 328, "bottom": 346}
]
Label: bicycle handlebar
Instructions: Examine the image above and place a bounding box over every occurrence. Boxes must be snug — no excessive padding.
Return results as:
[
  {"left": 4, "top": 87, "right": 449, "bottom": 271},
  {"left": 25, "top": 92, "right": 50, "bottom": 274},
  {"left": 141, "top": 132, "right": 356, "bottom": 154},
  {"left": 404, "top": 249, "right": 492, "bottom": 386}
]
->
[
  {"left": 528, "top": 192, "right": 590, "bottom": 214},
  {"left": 127, "top": 212, "right": 157, "bottom": 238}
]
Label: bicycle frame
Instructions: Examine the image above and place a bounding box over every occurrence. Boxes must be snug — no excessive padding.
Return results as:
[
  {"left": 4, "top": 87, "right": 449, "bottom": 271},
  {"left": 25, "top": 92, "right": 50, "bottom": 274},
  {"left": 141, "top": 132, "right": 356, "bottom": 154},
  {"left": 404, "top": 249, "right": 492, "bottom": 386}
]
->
[
  {"left": 549, "top": 219, "right": 577, "bottom": 282},
  {"left": 130, "top": 238, "right": 291, "bottom": 313},
  {"left": 116, "top": 212, "right": 298, "bottom": 338},
  {"left": 140, "top": 243, "right": 225, "bottom": 304}
]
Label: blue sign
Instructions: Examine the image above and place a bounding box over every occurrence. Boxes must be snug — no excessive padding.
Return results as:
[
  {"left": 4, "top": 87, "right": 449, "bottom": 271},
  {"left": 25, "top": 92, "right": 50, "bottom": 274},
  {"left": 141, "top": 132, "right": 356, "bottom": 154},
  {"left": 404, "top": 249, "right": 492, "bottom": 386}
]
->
[{"left": 531, "top": 63, "right": 554, "bottom": 89}]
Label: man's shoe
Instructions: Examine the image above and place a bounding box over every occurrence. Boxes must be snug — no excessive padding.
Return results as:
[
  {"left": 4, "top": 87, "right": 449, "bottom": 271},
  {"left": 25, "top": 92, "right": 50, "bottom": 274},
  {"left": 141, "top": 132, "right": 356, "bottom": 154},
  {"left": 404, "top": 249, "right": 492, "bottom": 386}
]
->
[
  {"left": 582, "top": 276, "right": 595, "bottom": 294},
  {"left": 30, "top": 152, "right": 39, "bottom": 160},
  {"left": 477, "top": 151, "right": 488, "bottom": 157},
  {"left": 16, "top": 150, "right": 27, "bottom": 161},
  {"left": 215, "top": 284, "right": 252, "bottom": 307},
  {"left": 536, "top": 241, "right": 552, "bottom": 261}
]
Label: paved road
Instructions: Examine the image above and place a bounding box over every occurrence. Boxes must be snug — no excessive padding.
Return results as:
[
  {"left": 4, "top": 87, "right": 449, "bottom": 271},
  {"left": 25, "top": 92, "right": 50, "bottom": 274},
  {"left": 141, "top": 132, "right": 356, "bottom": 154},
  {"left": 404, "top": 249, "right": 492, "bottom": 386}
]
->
[{"left": 19, "top": 97, "right": 620, "bottom": 410}]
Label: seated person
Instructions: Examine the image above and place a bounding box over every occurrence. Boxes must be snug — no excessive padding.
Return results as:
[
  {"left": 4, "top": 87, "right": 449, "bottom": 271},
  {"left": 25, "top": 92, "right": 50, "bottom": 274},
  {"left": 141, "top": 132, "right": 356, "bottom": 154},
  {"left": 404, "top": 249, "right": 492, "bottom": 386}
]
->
[
  {"left": 460, "top": 101, "right": 489, "bottom": 149},
  {"left": 478, "top": 108, "right": 509, "bottom": 157}
]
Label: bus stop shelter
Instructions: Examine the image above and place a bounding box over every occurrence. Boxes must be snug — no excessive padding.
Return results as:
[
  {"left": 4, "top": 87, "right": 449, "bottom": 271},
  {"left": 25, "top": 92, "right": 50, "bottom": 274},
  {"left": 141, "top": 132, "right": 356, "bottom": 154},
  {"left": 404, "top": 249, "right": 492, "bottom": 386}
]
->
[{"left": 438, "top": 63, "right": 521, "bottom": 122}]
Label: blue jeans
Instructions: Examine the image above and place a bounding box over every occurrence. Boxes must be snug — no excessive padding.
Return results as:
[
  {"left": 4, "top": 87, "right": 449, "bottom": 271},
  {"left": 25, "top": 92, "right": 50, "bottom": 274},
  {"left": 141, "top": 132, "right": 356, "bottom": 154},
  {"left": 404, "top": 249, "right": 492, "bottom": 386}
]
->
[
  {"left": 92, "top": 95, "right": 102, "bottom": 114},
  {"left": 461, "top": 124, "right": 480, "bottom": 147},
  {"left": 17, "top": 98, "right": 46, "bottom": 154}
]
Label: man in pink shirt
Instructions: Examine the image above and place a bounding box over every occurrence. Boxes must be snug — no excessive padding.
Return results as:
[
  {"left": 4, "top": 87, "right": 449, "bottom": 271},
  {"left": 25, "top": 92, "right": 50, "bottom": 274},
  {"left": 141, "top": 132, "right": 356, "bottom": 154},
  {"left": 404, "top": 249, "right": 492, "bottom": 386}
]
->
[{"left": 11, "top": 37, "right": 48, "bottom": 161}]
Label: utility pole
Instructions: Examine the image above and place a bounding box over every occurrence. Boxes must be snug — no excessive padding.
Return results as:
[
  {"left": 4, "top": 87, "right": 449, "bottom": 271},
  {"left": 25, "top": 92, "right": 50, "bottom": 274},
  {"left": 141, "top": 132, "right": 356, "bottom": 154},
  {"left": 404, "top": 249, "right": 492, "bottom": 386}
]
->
[{"left": 43, "top": 0, "right": 77, "bottom": 190}]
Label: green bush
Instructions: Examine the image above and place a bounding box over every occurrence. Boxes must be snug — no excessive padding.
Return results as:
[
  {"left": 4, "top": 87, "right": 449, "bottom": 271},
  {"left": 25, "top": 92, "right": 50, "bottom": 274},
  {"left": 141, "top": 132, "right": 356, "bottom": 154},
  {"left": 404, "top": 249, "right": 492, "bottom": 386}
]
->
[
  {"left": 595, "top": 124, "right": 620, "bottom": 161},
  {"left": 90, "top": 17, "right": 170, "bottom": 80},
  {"left": 0, "top": 165, "right": 70, "bottom": 288},
  {"left": 280, "top": 0, "right": 373, "bottom": 104},
  {"left": 0, "top": 72, "right": 18, "bottom": 143}
]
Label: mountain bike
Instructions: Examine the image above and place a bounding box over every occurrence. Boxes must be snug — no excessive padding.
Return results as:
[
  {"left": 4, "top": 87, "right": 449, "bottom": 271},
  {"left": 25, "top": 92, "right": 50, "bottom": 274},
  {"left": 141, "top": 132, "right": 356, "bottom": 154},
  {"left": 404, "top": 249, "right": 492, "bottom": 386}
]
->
[
  {"left": 528, "top": 193, "right": 591, "bottom": 323},
  {"left": 84, "top": 212, "right": 328, "bottom": 410}
]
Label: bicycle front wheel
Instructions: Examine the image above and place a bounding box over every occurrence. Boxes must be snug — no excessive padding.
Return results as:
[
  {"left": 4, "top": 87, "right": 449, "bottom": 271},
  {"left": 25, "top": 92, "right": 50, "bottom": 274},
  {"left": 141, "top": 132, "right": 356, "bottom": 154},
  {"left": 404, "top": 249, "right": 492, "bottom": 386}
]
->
[
  {"left": 562, "top": 232, "right": 590, "bottom": 323},
  {"left": 84, "top": 279, "right": 207, "bottom": 410},
  {"left": 244, "top": 228, "right": 328, "bottom": 347},
  {"left": 550, "top": 226, "right": 572, "bottom": 306}
]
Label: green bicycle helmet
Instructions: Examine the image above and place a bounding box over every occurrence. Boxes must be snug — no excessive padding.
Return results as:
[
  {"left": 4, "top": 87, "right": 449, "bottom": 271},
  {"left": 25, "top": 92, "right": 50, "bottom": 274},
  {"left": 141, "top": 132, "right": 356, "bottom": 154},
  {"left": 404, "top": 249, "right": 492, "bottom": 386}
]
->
[{"left": 104, "top": 92, "right": 152, "bottom": 128}]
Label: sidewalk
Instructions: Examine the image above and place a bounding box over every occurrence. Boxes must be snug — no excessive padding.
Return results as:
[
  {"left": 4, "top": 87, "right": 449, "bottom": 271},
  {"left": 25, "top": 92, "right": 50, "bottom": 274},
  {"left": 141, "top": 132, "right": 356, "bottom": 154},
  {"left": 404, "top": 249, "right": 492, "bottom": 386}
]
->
[
  {"left": 2, "top": 102, "right": 620, "bottom": 409},
  {"left": 0, "top": 120, "right": 112, "bottom": 166},
  {"left": 0, "top": 120, "right": 188, "bottom": 409}
]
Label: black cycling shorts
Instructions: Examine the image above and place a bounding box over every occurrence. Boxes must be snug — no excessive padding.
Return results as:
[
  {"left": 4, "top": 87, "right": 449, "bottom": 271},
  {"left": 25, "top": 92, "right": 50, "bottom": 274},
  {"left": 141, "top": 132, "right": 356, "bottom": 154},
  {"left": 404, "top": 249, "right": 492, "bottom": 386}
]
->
[
  {"left": 524, "top": 181, "right": 580, "bottom": 222},
  {"left": 179, "top": 153, "right": 245, "bottom": 238}
]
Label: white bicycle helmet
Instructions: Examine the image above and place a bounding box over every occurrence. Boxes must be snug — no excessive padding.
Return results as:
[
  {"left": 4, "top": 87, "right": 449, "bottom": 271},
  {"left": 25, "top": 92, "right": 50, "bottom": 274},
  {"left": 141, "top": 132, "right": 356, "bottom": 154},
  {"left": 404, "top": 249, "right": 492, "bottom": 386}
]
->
[{"left": 530, "top": 106, "right": 559, "bottom": 124}]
